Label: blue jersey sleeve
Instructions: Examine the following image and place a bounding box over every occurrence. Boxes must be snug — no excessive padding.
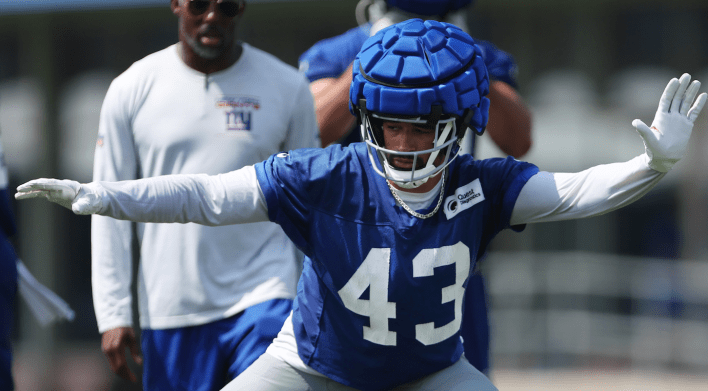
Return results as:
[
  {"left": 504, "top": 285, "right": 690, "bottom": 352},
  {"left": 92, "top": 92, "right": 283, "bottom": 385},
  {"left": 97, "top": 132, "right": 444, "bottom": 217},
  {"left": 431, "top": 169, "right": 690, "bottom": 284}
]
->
[
  {"left": 255, "top": 151, "right": 314, "bottom": 254},
  {"left": 476, "top": 40, "right": 519, "bottom": 89},
  {"left": 474, "top": 156, "right": 538, "bottom": 247},
  {"left": 298, "top": 26, "right": 370, "bottom": 82},
  {"left": 254, "top": 146, "right": 367, "bottom": 256}
]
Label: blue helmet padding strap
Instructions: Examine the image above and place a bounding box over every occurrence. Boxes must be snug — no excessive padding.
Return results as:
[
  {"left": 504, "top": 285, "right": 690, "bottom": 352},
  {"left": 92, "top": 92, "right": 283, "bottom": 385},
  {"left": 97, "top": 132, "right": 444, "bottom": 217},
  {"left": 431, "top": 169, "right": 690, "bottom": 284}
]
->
[
  {"left": 426, "top": 105, "right": 442, "bottom": 129},
  {"left": 461, "top": 108, "right": 485, "bottom": 136}
]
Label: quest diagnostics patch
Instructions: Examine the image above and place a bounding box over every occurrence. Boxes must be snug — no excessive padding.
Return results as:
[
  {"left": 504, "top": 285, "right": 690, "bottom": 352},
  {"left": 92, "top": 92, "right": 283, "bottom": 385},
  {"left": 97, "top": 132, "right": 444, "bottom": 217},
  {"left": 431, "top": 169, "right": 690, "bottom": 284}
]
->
[{"left": 444, "top": 179, "right": 485, "bottom": 220}]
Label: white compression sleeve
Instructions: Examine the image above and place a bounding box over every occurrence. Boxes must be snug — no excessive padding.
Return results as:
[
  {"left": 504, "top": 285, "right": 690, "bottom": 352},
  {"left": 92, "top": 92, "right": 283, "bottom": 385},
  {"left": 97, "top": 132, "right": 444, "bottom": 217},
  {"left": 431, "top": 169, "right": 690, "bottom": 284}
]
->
[
  {"left": 510, "top": 154, "right": 665, "bottom": 225},
  {"left": 91, "top": 166, "right": 269, "bottom": 226}
]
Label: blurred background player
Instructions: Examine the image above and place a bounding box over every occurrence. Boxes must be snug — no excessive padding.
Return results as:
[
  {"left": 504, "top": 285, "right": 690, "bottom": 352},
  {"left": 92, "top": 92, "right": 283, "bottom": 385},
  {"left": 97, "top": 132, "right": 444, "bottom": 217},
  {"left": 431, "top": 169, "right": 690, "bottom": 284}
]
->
[
  {"left": 297, "top": 0, "right": 531, "bottom": 374},
  {"left": 0, "top": 137, "right": 18, "bottom": 391},
  {"left": 1, "top": 137, "right": 75, "bottom": 391},
  {"left": 14, "top": 20, "right": 706, "bottom": 391},
  {"left": 91, "top": 0, "right": 318, "bottom": 389}
]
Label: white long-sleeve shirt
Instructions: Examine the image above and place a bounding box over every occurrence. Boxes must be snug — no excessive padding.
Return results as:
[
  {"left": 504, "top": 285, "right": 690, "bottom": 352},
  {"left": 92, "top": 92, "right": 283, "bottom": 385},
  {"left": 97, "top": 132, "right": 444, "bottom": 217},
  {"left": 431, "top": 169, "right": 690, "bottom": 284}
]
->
[{"left": 91, "top": 43, "right": 319, "bottom": 331}]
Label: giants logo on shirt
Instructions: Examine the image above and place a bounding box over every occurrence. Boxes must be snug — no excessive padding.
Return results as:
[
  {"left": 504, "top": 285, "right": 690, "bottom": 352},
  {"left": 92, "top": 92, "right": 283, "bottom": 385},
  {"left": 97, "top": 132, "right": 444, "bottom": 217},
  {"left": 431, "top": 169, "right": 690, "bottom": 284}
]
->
[
  {"left": 443, "top": 179, "right": 485, "bottom": 220},
  {"left": 226, "top": 111, "right": 252, "bottom": 131},
  {"left": 217, "top": 96, "right": 261, "bottom": 131}
]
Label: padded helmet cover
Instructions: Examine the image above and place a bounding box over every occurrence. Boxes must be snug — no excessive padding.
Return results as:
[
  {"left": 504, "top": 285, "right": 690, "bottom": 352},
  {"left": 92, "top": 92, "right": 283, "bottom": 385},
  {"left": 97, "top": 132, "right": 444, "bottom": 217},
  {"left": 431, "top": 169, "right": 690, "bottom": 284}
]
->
[{"left": 350, "top": 18, "right": 490, "bottom": 135}]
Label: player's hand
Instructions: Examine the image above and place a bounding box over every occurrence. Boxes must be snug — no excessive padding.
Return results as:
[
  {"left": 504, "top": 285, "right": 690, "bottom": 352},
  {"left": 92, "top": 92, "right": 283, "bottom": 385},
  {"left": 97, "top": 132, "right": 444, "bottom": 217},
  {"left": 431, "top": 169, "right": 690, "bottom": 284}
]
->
[
  {"left": 15, "top": 178, "right": 103, "bottom": 215},
  {"left": 102, "top": 327, "right": 143, "bottom": 383},
  {"left": 633, "top": 73, "right": 707, "bottom": 172}
]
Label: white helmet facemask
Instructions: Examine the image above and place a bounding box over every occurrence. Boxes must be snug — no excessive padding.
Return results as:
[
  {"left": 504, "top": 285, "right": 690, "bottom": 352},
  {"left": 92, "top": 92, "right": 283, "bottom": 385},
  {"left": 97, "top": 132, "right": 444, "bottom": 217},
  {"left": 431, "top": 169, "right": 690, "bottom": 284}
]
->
[{"left": 360, "top": 112, "right": 461, "bottom": 189}]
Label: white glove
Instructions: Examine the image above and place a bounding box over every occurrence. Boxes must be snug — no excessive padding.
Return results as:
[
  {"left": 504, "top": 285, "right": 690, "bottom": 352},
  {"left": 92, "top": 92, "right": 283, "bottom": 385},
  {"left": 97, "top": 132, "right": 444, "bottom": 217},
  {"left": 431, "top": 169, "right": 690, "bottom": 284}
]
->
[
  {"left": 633, "top": 73, "right": 707, "bottom": 172},
  {"left": 15, "top": 178, "right": 103, "bottom": 215}
]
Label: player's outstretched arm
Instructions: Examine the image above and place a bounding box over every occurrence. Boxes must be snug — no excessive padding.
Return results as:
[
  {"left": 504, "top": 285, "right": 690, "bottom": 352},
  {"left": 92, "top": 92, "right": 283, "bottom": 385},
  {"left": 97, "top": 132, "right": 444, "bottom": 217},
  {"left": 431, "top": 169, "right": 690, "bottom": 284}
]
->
[
  {"left": 511, "top": 73, "right": 706, "bottom": 225},
  {"left": 15, "top": 167, "right": 270, "bottom": 226}
]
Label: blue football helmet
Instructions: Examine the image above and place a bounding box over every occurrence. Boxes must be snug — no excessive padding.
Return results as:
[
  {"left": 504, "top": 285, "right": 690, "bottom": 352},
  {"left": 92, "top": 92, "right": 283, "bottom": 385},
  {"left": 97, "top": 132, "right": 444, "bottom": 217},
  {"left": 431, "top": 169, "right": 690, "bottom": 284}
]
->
[{"left": 350, "top": 19, "right": 490, "bottom": 188}]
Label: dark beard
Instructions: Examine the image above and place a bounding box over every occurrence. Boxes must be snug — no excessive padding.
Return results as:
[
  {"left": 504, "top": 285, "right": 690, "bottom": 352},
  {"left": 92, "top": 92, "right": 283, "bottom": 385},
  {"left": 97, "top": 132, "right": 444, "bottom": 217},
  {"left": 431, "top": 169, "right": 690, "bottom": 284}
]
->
[
  {"left": 181, "top": 24, "right": 226, "bottom": 60},
  {"left": 387, "top": 154, "right": 426, "bottom": 171}
]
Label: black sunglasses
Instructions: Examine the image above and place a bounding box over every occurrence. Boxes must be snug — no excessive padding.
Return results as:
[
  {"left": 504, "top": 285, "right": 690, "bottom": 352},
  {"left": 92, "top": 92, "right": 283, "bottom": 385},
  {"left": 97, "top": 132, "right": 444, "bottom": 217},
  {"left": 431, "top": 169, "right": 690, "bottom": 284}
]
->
[{"left": 187, "top": 0, "right": 243, "bottom": 18}]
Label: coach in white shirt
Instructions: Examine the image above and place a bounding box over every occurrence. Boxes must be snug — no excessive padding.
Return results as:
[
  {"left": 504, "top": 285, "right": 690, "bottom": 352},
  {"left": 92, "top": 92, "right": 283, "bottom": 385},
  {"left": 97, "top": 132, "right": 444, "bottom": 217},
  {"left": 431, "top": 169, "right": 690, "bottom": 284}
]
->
[{"left": 90, "top": 0, "right": 318, "bottom": 389}]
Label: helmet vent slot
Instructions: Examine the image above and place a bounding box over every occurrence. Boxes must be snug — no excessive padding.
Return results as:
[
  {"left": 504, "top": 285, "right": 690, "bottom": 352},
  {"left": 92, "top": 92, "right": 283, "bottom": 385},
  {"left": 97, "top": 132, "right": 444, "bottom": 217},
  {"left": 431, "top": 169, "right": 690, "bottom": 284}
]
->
[{"left": 421, "top": 38, "right": 432, "bottom": 67}]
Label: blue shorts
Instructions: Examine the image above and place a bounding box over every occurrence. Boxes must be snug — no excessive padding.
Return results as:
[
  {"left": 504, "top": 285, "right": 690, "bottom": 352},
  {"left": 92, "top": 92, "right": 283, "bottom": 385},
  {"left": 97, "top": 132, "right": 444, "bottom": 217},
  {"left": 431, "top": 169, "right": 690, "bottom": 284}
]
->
[
  {"left": 141, "top": 298, "right": 292, "bottom": 391},
  {"left": 0, "top": 241, "right": 18, "bottom": 391}
]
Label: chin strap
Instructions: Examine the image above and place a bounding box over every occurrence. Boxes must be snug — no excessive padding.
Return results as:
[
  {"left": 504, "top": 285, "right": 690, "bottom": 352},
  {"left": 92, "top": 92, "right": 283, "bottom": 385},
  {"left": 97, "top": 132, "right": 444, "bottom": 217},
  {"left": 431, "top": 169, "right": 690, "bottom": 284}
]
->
[{"left": 389, "top": 174, "right": 428, "bottom": 189}]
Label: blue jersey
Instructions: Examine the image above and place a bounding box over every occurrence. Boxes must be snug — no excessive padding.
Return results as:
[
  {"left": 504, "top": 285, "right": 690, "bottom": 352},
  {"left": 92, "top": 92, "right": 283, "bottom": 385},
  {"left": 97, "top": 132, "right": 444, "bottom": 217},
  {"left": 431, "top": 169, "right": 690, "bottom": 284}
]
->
[
  {"left": 255, "top": 144, "right": 537, "bottom": 390},
  {"left": 298, "top": 26, "right": 369, "bottom": 83}
]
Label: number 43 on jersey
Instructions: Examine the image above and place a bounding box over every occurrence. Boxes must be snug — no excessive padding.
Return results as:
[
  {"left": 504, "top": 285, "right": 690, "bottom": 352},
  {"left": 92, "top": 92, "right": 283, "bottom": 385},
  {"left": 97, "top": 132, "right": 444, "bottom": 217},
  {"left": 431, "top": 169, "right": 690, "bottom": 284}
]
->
[{"left": 338, "top": 242, "right": 470, "bottom": 346}]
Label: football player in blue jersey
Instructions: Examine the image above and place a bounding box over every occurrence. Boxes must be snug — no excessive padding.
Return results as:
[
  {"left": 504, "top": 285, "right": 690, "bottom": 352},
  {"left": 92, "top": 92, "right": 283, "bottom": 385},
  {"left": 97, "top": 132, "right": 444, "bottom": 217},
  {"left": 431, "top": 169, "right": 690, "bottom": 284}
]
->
[
  {"left": 299, "top": 0, "right": 532, "bottom": 374},
  {"left": 15, "top": 20, "right": 706, "bottom": 391}
]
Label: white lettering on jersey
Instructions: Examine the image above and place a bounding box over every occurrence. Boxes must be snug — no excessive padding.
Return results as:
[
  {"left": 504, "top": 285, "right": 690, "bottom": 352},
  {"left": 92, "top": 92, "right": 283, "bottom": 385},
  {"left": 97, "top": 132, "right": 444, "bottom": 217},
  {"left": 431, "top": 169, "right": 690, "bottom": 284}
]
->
[
  {"left": 338, "top": 242, "right": 470, "bottom": 346},
  {"left": 412, "top": 242, "right": 470, "bottom": 345},
  {"left": 338, "top": 248, "right": 397, "bottom": 346},
  {"left": 443, "top": 179, "right": 485, "bottom": 220}
]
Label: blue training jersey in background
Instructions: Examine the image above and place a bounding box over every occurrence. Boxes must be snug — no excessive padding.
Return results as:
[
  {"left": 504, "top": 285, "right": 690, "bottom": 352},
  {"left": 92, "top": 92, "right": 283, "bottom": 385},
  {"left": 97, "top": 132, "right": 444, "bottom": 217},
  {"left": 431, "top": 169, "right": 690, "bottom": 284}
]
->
[{"left": 255, "top": 143, "right": 537, "bottom": 390}]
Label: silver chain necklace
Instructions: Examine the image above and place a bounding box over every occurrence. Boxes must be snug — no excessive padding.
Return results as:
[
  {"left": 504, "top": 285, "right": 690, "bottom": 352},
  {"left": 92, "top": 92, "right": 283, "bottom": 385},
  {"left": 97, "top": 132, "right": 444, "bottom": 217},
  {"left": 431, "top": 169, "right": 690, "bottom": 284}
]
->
[{"left": 386, "top": 171, "right": 446, "bottom": 219}]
